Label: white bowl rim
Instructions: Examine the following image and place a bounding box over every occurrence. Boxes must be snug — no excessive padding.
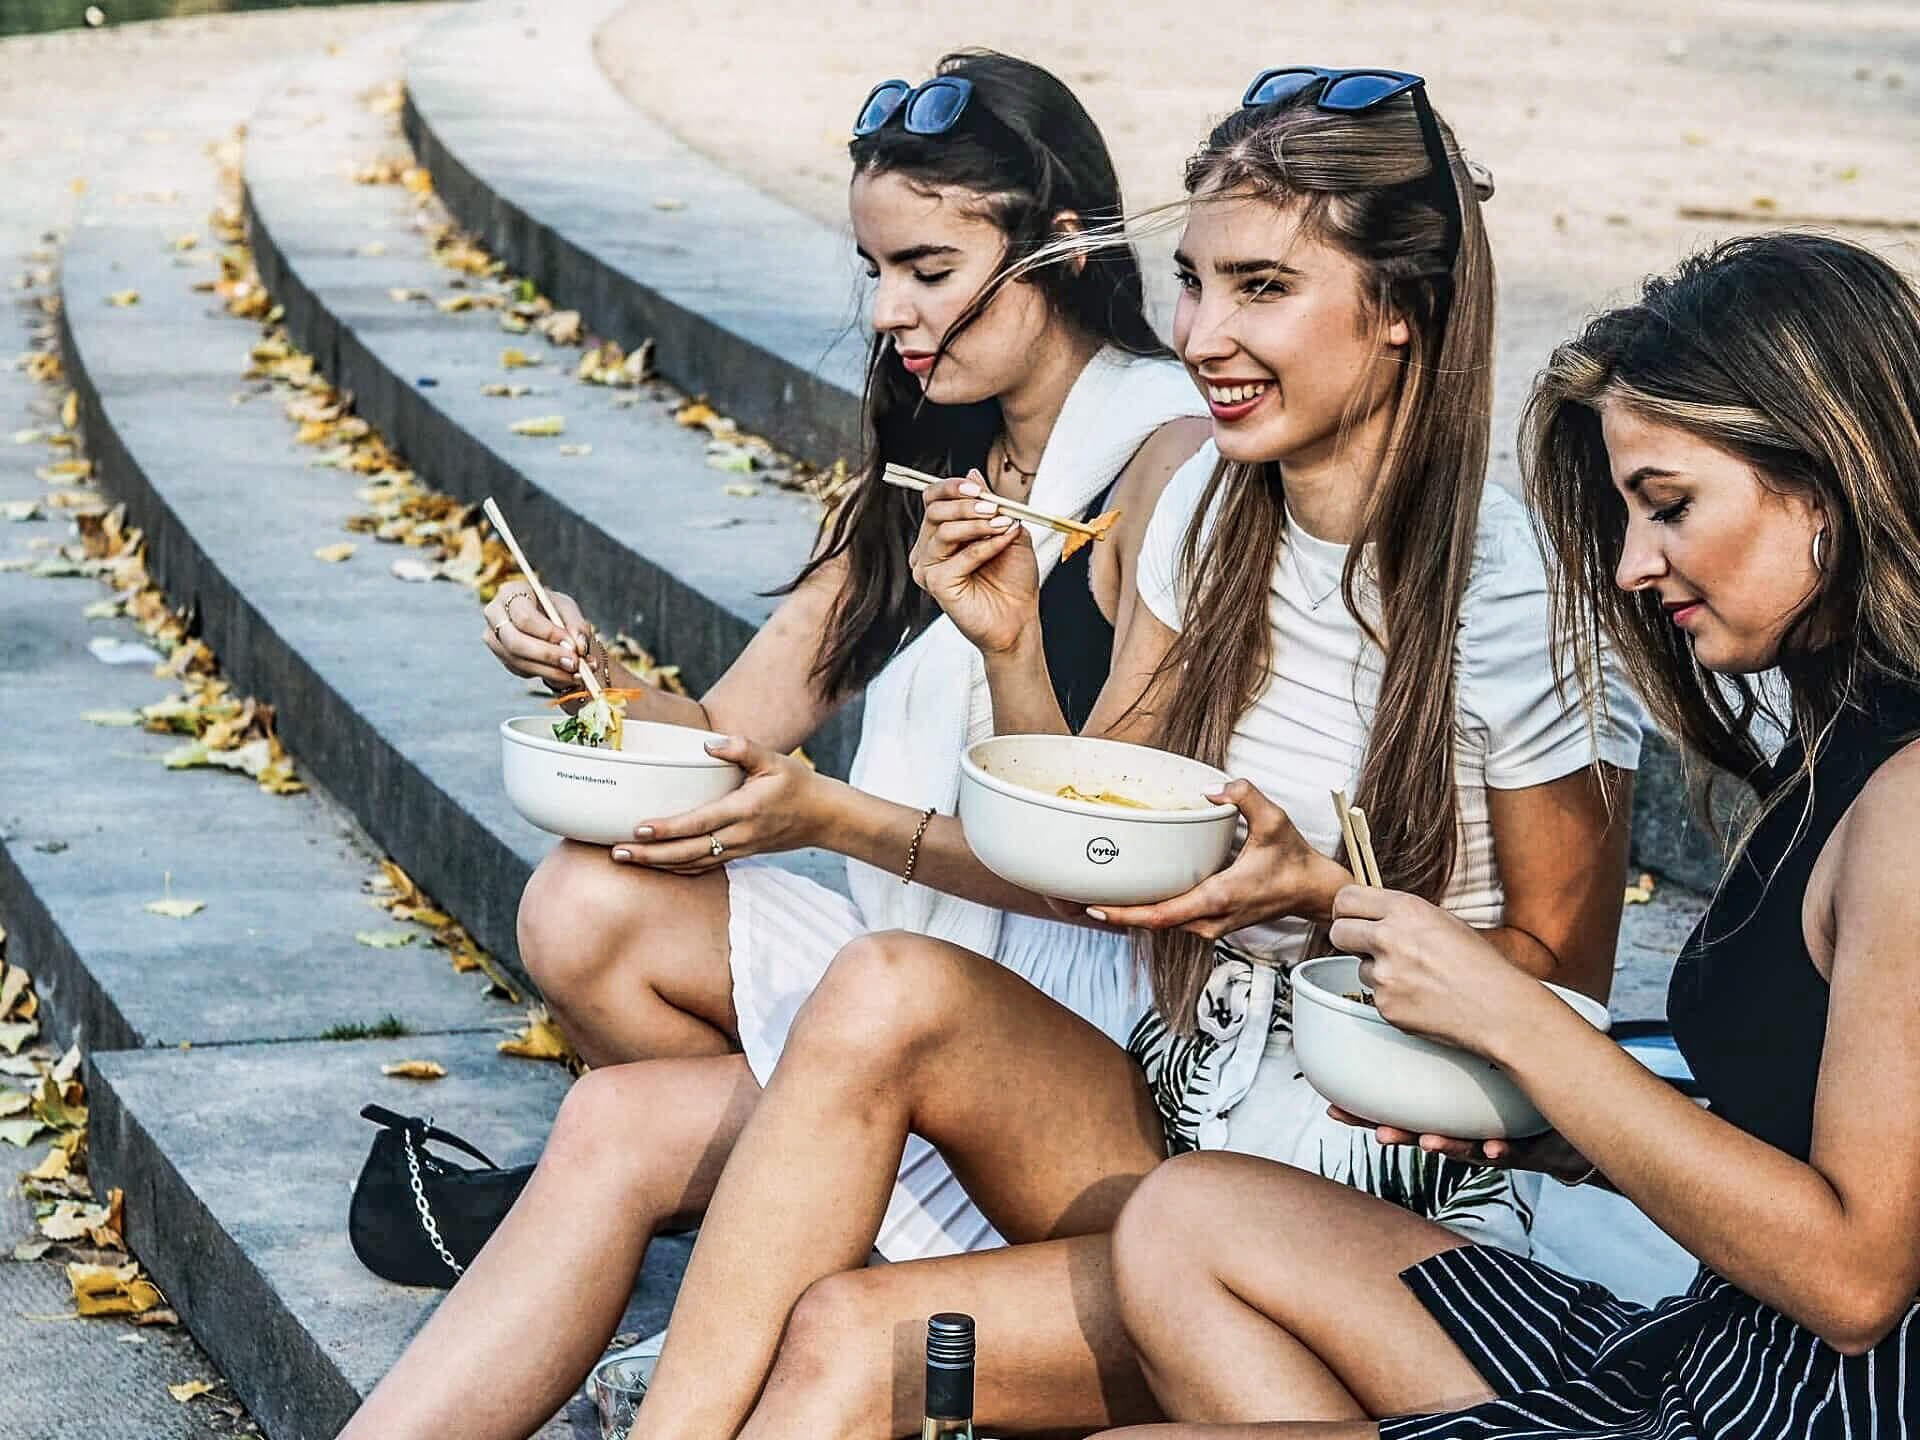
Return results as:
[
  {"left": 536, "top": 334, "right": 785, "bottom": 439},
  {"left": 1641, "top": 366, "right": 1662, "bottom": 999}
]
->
[
  {"left": 961, "top": 736, "right": 1237, "bottom": 824},
  {"left": 1291, "top": 955, "right": 1612, "bottom": 1033},
  {"left": 500, "top": 715, "right": 738, "bottom": 770}
]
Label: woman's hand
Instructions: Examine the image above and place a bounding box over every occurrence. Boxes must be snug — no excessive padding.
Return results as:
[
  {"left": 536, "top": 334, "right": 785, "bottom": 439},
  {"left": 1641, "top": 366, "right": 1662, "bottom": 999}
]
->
[
  {"left": 610, "top": 737, "right": 831, "bottom": 873},
  {"left": 908, "top": 472, "right": 1041, "bottom": 657},
  {"left": 482, "top": 581, "right": 592, "bottom": 691},
  {"left": 1326, "top": 886, "right": 1548, "bottom": 1057},
  {"left": 1326, "top": 1106, "right": 1597, "bottom": 1184},
  {"left": 1087, "top": 780, "right": 1350, "bottom": 939}
]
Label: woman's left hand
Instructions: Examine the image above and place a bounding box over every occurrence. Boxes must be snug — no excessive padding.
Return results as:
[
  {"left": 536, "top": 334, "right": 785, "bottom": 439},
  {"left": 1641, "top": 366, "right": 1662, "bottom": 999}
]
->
[
  {"left": 1088, "top": 780, "right": 1348, "bottom": 939},
  {"left": 1326, "top": 887, "right": 1544, "bottom": 1058},
  {"left": 611, "top": 737, "right": 829, "bottom": 873}
]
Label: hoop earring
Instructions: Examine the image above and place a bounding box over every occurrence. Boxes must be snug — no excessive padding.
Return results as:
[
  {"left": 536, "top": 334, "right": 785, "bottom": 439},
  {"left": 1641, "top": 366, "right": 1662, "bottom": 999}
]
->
[{"left": 1812, "top": 526, "right": 1829, "bottom": 573}]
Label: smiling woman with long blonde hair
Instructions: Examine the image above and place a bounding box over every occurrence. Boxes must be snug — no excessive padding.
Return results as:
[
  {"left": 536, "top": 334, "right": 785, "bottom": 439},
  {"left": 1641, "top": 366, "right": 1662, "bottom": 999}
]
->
[{"left": 616, "top": 69, "right": 1644, "bottom": 1440}]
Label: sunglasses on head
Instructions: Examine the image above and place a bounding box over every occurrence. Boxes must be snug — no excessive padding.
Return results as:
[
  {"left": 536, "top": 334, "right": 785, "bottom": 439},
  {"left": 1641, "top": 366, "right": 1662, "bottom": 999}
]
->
[
  {"left": 854, "top": 75, "right": 979, "bottom": 138},
  {"left": 1240, "top": 67, "right": 1464, "bottom": 279}
]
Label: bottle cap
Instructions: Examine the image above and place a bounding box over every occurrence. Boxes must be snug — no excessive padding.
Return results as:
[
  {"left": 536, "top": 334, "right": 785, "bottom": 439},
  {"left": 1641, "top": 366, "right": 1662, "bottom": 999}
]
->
[{"left": 926, "top": 1312, "right": 975, "bottom": 1369}]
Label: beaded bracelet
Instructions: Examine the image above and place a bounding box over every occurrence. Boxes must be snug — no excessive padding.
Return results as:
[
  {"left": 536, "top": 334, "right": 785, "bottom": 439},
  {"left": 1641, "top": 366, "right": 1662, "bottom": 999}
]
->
[{"left": 901, "top": 807, "right": 937, "bottom": 885}]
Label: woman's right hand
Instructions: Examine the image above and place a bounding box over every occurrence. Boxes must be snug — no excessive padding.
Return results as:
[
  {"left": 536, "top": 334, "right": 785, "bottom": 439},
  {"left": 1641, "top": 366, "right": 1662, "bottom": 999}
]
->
[
  {"left": 1328, "top": 1107, "right": 1595, "bottom": 1183},
  {"left": 909, "top": 472, "right": 1041, "bottom": 657},
  {"left": 482, "top": 581, "right": 592, "bottom": 691}
]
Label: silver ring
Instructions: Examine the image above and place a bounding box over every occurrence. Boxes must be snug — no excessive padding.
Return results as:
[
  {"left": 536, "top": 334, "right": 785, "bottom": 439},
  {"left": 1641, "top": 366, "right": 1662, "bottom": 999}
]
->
[{"left": 708, "top": 834, "right": 725, "bottom": 858}]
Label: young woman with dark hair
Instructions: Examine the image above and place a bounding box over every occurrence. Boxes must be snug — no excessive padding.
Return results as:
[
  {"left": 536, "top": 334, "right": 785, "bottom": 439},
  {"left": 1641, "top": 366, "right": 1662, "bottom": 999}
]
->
[
  {"left": 1102, "top": 231, "right": 1920, "bottom": 1439},
  {"left": 617, "top": 68, "right": 1641, "bottom": 1440},
  {"left": 337, "top": 51, "right": 1205, "bottom": 1440}
]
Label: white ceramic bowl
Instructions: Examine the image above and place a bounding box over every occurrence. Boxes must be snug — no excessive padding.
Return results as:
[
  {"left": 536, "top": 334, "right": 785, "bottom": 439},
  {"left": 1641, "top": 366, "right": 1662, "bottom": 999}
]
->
[
  {"left": 1291, "top": 956, "right": 1612, "bottom": 1139},
  {"left": 957, "top": 734, "right": 1237, "bottom": 905},
  {"left": 500, "top": 716, "right": 742, "bottom": 846}
]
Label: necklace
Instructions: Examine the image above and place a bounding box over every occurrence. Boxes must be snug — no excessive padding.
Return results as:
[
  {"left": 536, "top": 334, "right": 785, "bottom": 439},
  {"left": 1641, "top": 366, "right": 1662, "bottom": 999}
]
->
[{"left": 995, "top": 435, "right": 1039, "bottom": 491}]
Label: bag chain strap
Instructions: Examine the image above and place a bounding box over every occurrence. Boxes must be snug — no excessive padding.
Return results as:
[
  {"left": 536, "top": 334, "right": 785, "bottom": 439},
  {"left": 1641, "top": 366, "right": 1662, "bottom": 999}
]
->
[{"left": 402, "top": 1118, "right": 466, "bottom": 1279}]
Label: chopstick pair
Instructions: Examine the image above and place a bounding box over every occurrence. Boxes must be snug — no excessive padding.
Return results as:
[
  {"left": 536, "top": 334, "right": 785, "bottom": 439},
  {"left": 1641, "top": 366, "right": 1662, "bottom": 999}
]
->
[
  {"left": 881, "top": 462, "right": 1121, "bottom": 557},
  {"left": 483, "top": 496, "right": 607, "bottom": 706},
  {"left": 1331, "top": 789, "right": 1383, "bottom": 888}
]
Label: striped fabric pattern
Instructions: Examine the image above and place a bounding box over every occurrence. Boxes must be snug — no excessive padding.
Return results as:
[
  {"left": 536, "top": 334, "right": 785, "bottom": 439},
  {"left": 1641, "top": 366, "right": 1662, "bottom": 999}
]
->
[{"left": 1379, "top": 1244, "right": 1920, "bottom": 1437}]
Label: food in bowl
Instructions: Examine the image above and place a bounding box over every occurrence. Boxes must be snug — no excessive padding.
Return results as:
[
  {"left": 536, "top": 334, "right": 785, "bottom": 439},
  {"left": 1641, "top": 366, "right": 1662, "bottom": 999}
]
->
[
  {"left": 1291, "top": 955, "right": 1611, "bottom": 1140},
  {"left": 547, "top": 688, "right": 644, "bottom": 750},
  {"left": 1054, "top": 784, "right": 1152, "bottom": 809},
  {"left": 958, "top": 734, "right": 1237, "bottom": 905},
  {"left": 500, "top": 716, "right": 742, "bottom": 847}
]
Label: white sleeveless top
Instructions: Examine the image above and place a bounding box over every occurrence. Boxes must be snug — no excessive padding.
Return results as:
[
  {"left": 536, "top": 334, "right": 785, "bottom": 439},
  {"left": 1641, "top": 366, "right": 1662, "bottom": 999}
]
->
[{"left": 1137, "top": 442, "right": 1646, "bottom": 964}]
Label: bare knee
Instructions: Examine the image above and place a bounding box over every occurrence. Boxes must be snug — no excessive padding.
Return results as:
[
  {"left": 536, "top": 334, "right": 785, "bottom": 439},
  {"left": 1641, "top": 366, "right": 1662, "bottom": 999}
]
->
[
  {"left": 760, "top": 1271, "right": 894, "bottom": 1427},
  {"left": 787, "top": 930, "right": 968, "bottom": 1070},
  {"left": 1111, "top": 1152, "right": 1241, "bottom": 1310},
  {"left": 517, "top": 841, "right": 661, "bottom": 1005}
]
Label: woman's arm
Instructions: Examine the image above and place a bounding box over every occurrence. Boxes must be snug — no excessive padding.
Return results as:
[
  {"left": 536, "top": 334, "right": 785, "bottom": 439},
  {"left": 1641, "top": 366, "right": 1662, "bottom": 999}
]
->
[
  {"left": 1340, "top": 748, "right": 1920, "bottom": 1355},
  {"left": 927, "top": 419, "right": 1208, "bottom": 739}
]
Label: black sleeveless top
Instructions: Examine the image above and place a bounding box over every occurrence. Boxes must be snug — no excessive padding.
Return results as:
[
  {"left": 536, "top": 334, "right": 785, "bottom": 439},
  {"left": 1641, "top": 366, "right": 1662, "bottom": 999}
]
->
[
  {"left": 1035, "top": 482, "right": 1119, "bottom": 733},
  {"left": 1668, "top": 675, "right": 1920, "bottom": 1162}
]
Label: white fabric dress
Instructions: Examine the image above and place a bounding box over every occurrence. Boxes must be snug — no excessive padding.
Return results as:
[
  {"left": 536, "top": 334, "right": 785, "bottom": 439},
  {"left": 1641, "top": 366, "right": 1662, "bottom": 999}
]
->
[
  {"left": 725, "top": 350, "right": 1200, "bottom": 1261},
  {"left": 1125, "top": 443, "right": 1647, "bottom": 1255}
]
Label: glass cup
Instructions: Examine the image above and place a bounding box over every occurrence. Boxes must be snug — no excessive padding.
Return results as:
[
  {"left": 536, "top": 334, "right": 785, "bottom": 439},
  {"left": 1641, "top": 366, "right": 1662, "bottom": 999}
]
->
[{"left": 590, "top": 1348, "right": 657, "bottom": 1440}]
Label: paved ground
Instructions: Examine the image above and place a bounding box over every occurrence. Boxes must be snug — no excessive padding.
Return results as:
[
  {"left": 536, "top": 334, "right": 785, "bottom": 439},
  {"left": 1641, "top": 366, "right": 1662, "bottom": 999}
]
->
[
  {"left": 600, "top": 0, "right": 1920, "bottom": 490},
  {"left": 0, "top": 10, "right": 458, "bottom": 1435}
]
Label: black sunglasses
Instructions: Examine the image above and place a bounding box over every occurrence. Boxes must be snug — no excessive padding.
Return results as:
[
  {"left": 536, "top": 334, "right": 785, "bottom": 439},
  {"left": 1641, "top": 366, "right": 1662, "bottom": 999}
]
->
[
  {"left": 1240, "top": 67, "right": 1464, "bottom": 278},
  {"left": 853, "top": 76, "right": 978, "bottom": 137}
]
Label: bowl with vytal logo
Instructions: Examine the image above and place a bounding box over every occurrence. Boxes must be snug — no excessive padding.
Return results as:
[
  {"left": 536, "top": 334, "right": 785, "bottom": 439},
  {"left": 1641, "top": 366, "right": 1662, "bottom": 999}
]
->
[
  {"left": 957, "top": 734, "right": 1237, "bottom": 905},
  {"left": 500, "top": 716, "right": 742, "bottom": 846}
]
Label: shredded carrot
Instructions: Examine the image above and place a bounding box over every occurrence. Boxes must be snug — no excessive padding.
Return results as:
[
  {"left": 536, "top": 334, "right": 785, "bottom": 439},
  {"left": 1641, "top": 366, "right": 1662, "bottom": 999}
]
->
[{"left": 543, "top": 687, "right": 649, "bottom": 708}]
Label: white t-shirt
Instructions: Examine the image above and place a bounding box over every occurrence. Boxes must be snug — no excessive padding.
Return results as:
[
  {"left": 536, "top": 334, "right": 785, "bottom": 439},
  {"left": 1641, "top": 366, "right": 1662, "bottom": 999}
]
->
[{"left": 1137, "top": 442, "right": 1646, "bottom": 962}]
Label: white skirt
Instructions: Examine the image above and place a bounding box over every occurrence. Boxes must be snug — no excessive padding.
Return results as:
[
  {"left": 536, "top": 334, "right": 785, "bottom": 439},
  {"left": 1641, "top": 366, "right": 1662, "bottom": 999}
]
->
[{"left": 726, "top": 860, "right": 1151, "bottom": 1261}]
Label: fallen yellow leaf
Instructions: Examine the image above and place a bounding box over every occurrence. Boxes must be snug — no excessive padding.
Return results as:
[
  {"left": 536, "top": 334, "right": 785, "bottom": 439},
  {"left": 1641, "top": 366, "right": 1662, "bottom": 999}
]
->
[
  {"left": 105, "top": 290, "right": 140, "bottom": 308},
  {"left": 355, "top": 929, "right": 416, "bottom": 949},
  {"left": 313, "top": 542, "right": 356, "bottom": 563},
  {"left": 69, "top": 1261, "right": 163, "bottom": 1317},
  {"left": 499, "top": 347, "right": 540, "bottom": 369},
  {"left": 381, "top": 1059, "right": 447, "bottom": 1080},
  {"left": 167, "top": 1381, "right": 215, "bottom": 1404},
  {"left": 509, "top": 415, "right": 566, "bottom": 437},
  {"left": 498, "top": 1006, "right": 576, "bottom": 1066}
]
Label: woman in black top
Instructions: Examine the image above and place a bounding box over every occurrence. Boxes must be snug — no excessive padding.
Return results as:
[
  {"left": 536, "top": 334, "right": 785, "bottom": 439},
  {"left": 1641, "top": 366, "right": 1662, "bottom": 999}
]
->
[{"left": 1094, "top": 232, "right": 1920, "bottom": 1438}]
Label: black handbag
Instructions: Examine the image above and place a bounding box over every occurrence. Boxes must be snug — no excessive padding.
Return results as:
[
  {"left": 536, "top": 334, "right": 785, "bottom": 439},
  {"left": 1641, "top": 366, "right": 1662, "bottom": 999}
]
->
[{"left": 348, "top": 1104, "right": 534, "bottom": 1288}]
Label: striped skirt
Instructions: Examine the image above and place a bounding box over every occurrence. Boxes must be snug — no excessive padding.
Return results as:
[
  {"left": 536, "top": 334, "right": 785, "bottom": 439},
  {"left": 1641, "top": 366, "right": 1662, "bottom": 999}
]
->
[{"left": 1380, "top": 1244, "right": 1920, "bottom": 1438}]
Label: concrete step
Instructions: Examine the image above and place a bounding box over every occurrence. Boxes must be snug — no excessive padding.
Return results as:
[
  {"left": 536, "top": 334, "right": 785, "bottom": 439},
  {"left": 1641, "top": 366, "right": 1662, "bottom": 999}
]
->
[
  {"left": 244, "top": 22, "right": 860, "bottom": 778},
  {"left": 403, "top": 0, "right": 866, "bottom": 470}
]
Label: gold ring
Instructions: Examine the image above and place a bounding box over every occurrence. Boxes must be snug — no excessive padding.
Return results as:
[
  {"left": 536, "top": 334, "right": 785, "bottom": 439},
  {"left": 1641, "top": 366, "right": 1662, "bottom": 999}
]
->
[{"left": 709, "top": 834, "right": 725, "bottom": 858}]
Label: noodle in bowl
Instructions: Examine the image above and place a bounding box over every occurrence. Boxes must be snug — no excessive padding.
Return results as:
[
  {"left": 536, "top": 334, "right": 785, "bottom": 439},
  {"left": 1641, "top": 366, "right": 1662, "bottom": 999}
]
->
[
  {"left": 1290, "top": 955, "right": 1613, "bottom": 1139},
  {"left": 957, "top": 734, "right": 1237, "bottom": 905},
  {"left": 500, "top": 716, "right": 742, "bottom": 846}
]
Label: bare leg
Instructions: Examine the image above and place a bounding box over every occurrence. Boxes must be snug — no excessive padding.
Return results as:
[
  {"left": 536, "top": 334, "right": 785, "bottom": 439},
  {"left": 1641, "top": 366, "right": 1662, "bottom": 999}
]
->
[
  {"left": 1112, "top": 1153, "right": 1495, "bottom": 1424},
  {"left": 739, "top": 1236, "right": 1156, "bottom": 1440},
  {"left": 635, "top": 930, "right": 1167, "bottom": 1440},
  {"left": 517, "top": 841, "right": 739, "bottom": 1065},
  {"left": 338, "top": 1056, "right": 758, "bottom": 1440},
  {"left": 1098, "top": 1424, "right": 1379, "bottom": 1439}
]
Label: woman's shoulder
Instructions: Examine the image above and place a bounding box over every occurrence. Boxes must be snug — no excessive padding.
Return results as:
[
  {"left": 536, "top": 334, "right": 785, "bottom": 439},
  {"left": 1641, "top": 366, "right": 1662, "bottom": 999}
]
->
[
  {"left": 1464, "top": 484, "right": 1548, "bottom": 605},
  {"left": 1114, "top": 416, "right": 1212, "bottom": 506}
]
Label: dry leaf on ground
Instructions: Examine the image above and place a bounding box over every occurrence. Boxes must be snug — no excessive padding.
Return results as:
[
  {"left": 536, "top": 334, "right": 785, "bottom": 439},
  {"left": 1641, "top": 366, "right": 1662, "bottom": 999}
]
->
[
  {"left": 498, "top": 1007, "right": 577, "bottom": 1067},
  {"left": 143, "top": 898, "right": 205, "bottom": 919},
  {"left": 355, "top": 929, "right": 416, "bottom": 950},
  {"left": 509, "top": 415, "right": 565, "bottom": 437},
  {"left": 381, "top": 1060, "right": 447, "bottom": 1080},
  {"left": 167, "top": 1381, "right": 215, "bottom": 1403},
  {"left": 314, "top": 542, "right": 356, "bottom": 563},
  {"left": 105, "top": 290, "right": 140, "bottom": 308},
  {"left": 68, "top": 1261, "right": 164, "bottom": 1317}
]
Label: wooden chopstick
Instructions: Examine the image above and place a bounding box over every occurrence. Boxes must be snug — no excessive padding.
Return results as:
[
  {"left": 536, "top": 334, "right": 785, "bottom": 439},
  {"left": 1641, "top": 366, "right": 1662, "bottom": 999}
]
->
[
  {"left": 1331, "top": 789, "right": 1364, "bottom": 884},
  {"left": 481, "top": 496, "right": 606, "bottom": 704},
  {"left": 1347, "top": 806, "right": 1384, "bottom": 888},
  {"left": 882, "top": 462, "right": 1103, "bottom": 542}
]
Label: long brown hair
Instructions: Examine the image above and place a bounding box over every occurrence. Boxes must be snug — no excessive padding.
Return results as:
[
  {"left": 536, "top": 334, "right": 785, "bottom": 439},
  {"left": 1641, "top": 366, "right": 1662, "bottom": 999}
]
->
[
  {"left": 777, "top": 51, "right": 1167, "bottom": 701},
  {"left": 1525, "top": 233, "right": 1920, "bottom": 859},
  {"left": 1145, "top": 89, "right": 1496, "bottom": 1023}
]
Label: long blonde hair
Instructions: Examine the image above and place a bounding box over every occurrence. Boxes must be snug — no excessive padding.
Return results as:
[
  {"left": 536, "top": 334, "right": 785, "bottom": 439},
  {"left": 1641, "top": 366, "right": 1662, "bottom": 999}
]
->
[
  {"left": 1145, "top": 90, "right": 1496, "bottom": 1024},
  {"left": 1526, "top": 233, "right": 1920, "bottom": 861}
]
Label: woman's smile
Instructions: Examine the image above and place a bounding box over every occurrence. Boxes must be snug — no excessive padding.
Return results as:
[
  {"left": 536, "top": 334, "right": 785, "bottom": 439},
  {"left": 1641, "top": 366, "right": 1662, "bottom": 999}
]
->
[{"left": 1202, "top": 377, "right": 1275, "bottom": 422}]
